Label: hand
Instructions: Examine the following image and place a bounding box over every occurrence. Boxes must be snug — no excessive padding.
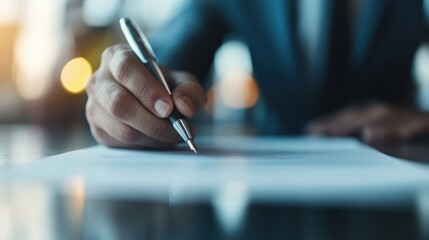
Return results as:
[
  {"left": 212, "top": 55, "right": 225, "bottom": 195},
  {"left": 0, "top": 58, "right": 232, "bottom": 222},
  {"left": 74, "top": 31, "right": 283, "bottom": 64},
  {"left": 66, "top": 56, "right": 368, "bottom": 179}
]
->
[
  {"left": 305, "top": 102, "right": 429, "bottom": 143},
  {"left": 85, "top": 44, "right": 207, "bottom": 149}
]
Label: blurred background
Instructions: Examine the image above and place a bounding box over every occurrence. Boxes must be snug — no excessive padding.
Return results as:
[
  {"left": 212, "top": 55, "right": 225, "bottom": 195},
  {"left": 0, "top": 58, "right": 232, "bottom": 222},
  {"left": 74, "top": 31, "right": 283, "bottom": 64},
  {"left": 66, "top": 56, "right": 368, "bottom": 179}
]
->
[
  {"left": 0, "top": 0, "right": 259, "bottom": 136},
  {"left": 2, "top": 0, "right": 429, "bottom": 134}
]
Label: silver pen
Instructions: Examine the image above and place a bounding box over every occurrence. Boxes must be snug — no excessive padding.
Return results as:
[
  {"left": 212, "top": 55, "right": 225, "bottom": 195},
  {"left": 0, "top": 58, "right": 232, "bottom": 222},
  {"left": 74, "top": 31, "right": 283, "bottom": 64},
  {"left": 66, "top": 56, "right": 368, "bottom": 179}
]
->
[{"left": 119, "top": 17, "right": 198, "bottom": 154}]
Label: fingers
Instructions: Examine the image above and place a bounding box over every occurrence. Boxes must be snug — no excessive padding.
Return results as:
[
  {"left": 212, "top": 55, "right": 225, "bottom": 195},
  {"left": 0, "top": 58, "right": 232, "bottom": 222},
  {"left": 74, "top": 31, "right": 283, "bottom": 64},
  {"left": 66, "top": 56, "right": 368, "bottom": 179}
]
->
[
  {"left": 362, "top": 113, "right": 429, "bottom": 143},
  {"left": 89, "top": 126, "right": 126, "bottom": 148},
  {"left": 169, "top": 72, "right": 207, "bottom": 118},
  {"left": 306, "top": 104, "right": 389, "bottom": 136},
  {"left": 86, "top": 69, "right": 181, "bottom": 145},
  {"left": 306, "top": 108, "right": 360, "bottom": 136},
  {"left": 306, "top": 103, "right": 429, "bottom": 143},
  {"left": 104, "top": 44, "right": 173, "bottom": 118},
  {"left": 86, "top": 98, "right": 178, "bottom": 148},
  {"left": 361, "top": 120, "right": 399, "bottom": 143}
]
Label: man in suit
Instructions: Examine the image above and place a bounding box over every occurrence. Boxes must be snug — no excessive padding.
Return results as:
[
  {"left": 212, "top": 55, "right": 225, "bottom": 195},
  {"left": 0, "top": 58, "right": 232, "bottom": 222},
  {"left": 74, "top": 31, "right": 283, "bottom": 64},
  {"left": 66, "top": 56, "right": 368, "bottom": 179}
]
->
[{"left": 85, "top": 0, "right": 429, "bottom": 149}]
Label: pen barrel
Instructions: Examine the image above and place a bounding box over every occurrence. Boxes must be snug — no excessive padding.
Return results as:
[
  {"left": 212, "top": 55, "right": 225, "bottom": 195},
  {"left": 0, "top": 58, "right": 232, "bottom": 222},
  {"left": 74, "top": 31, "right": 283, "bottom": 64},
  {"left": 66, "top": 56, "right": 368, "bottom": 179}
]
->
[{"left": 145, "top": 60, "right": 172, "bottom": 95}]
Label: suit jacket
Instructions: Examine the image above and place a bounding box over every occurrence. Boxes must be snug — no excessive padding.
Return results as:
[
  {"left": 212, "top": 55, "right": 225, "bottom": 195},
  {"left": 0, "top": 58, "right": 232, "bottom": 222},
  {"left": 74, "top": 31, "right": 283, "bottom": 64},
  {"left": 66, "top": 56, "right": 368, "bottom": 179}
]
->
[{"left": 151, "top": 0, "right": 428, "bottom": 134}]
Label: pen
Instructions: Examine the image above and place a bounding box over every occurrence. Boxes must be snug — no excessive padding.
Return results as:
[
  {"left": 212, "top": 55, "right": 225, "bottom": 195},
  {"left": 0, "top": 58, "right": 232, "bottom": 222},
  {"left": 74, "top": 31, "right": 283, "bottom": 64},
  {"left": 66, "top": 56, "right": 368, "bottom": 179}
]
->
[{"left": 119, "top": 17, "right": 198, "bottom": 154}]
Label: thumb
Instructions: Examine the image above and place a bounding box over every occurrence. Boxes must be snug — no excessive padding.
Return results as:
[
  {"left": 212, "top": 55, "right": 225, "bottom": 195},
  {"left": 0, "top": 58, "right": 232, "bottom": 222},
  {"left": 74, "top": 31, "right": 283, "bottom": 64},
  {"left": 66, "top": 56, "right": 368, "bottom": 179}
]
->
[{"left": 169, "top": 71, "right": 207, "bottom": 118}]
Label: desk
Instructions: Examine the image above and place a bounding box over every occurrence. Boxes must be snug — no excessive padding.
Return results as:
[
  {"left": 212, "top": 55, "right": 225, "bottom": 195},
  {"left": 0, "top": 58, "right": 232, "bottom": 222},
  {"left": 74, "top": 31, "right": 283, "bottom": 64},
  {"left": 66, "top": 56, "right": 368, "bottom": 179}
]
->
[{"left": 1, "top": 124, "right": 429, "bottom": 240}]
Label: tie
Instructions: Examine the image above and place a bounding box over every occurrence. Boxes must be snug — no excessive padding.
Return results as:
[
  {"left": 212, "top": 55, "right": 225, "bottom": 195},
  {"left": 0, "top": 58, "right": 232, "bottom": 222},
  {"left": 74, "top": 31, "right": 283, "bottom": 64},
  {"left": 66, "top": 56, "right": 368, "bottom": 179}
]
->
[
  {"left": 322, "top": 0, "right": 351, "bottom": 111},
  {"left": 330, "top": 0, "right": 350, "bottom": 80}
]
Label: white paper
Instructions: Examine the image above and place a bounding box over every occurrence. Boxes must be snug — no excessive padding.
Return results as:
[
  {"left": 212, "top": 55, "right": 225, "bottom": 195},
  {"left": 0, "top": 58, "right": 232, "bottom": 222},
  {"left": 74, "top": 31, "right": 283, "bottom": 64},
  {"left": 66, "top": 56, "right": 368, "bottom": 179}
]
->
[{"left": 2, "top": 136, "right": 429, "bottom": 207}]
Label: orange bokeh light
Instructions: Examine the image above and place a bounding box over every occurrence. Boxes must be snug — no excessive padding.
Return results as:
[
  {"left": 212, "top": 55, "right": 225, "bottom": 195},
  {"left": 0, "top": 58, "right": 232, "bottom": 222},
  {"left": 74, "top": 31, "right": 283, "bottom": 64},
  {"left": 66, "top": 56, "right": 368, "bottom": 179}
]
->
[{"left": 219, "top": 71, "right": 259, "bottom": 109}]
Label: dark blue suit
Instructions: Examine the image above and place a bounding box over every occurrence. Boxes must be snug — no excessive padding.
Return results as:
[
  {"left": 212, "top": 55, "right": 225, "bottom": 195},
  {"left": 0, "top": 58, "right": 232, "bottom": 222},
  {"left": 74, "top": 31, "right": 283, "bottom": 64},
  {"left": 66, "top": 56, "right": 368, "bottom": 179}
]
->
[{"left": 151, "top": 0, "right": 428, "bottom": 134}]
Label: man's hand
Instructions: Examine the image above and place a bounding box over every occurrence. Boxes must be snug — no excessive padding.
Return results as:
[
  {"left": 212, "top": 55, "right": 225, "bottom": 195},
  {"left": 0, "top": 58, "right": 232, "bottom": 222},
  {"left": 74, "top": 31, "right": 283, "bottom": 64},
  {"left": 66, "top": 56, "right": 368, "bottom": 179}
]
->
[
  {"left": 306, "top": 103, "right": 429, "bottom": 143},
  {"left": 85, "top": 44, "right": 207, "bottom": 148}
]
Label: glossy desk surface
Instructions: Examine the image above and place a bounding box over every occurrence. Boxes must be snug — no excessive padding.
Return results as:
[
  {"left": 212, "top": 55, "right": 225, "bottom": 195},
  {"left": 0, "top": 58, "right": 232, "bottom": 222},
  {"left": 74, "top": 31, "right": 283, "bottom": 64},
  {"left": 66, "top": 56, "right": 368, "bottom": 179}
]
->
[{"left": 1, "top": 124, "right": 429, "bottom": 240}]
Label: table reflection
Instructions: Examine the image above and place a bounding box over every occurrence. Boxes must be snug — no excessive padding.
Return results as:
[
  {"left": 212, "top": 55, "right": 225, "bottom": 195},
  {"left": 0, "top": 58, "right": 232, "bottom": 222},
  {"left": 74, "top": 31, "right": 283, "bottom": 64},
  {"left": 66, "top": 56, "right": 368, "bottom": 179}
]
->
[
  {"left": 1, "top": 124, "right": 429, "bottom": 239},
  {"left": 0, "top": 180, "right": 423, "bottom": 240},
  {"left": 0, "top": 124, "right": 95, "bottom": 168},
  {"left": 0, "top": 182, "right": 55, "bottom": 240}
]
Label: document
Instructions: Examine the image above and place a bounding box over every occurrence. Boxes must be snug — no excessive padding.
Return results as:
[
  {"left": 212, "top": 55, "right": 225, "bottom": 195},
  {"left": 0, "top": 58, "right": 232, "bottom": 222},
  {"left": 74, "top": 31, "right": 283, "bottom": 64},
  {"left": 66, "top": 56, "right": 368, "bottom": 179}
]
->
[{"left": 2, "top": 136, "right": 429, "bottom": 207}]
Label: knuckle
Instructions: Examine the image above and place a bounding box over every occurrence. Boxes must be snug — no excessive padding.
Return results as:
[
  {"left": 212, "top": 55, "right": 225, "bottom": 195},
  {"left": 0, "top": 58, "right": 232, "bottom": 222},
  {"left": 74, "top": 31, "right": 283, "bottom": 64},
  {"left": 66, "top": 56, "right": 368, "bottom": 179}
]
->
[
  {"left": 109, "top": 90, "right": 131, "bottom": 119},
  {"left": 137, "top": 80, "right": 156, "bottom": 103},
  {"left": 117, "top": 128, "right": 138, "bottom": 144},
  {"left": 102, "top": 44, "right": 127, "bottom": 61},
  {"left": 101, "top": 46, "right": 115, "bottom": 62},
  {"left": 115, "top": 50, "right": 136, "bottom": 83},
  {"left": 112, "top": 43, "right": 128, "bottom": 52}
]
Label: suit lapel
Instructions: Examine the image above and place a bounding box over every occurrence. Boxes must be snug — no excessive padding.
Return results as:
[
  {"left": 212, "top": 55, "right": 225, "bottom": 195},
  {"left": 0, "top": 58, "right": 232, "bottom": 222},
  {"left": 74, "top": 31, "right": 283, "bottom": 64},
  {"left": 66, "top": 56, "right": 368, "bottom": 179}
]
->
[
  {"left": 351, "top": 0, "right": 387, "bottom": 68},
  {"left": 304, "top": 0, "right": 332, "bottom": 112}
]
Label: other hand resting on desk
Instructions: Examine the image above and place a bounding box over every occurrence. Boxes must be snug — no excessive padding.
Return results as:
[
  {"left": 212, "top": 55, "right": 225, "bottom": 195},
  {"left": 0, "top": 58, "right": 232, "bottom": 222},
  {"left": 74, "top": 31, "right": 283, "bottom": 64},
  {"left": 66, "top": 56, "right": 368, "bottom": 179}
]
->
[
  {"left": 85, "top": 44, "right": 207, "bottom": 149},
  {"left": 306, "top": 103, "right": 429, "bottom": 143}
]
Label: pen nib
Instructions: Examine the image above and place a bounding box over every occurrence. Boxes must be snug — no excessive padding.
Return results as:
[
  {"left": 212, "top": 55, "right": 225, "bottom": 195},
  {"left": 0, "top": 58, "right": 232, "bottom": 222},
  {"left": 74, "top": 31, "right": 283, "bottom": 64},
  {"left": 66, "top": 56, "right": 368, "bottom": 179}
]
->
[{"left": 187, "top": 140, "right": 198, "bottom": 155}]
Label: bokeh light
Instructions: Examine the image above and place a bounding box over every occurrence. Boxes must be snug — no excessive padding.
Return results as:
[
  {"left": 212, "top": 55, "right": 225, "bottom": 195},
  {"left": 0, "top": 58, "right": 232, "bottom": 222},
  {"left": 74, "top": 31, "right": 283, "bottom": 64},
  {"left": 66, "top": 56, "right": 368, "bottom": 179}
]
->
[
  {"left": 65, "top": 175, "right": 86, "bottom": 230},
  {"left": 219, "top": 71, "right": 259, "bottom": 109},
  {"left": 13, "top": 0, "right": 67, "bottom": 101},
  {"left": 61, "top": 57, "right": 92, "bottom": 94},
  {"left": 413, "top": 44, "right": 429, "bottom": 110},
  {"left": 209, "top": 39, "right": 256, "bottom": 121},
  {"left": 0, "top": 0, "right": 19, "bottom": 24}
]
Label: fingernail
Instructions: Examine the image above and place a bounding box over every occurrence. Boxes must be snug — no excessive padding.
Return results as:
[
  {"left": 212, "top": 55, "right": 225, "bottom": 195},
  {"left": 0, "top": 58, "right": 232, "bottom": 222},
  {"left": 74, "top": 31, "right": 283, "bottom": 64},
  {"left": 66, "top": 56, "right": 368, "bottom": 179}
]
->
[
  {"left": 179, "top": 96, "right": 194, "bottom": 113},
  {"left": 154, "top": 99, "right": 171, "bottom": 117}
]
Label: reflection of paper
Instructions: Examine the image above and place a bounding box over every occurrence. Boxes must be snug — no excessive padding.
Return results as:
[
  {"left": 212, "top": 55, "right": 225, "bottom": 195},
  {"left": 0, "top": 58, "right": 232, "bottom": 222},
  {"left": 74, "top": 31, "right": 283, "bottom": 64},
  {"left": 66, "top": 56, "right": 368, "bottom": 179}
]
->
[{"left": 2, "top": 136, "right": 429, "bottom": 207}]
